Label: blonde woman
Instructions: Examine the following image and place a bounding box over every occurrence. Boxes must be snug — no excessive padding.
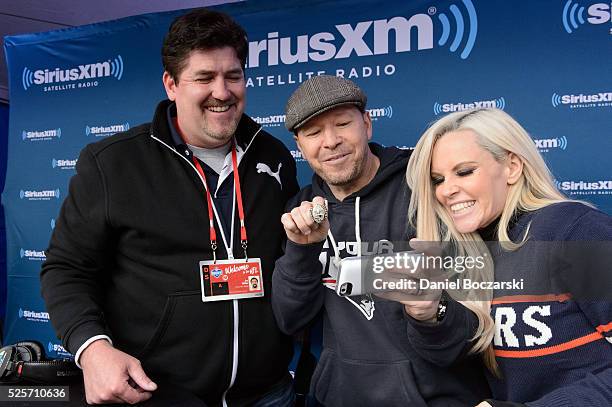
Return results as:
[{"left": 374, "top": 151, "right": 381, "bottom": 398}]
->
[{"left": 405, "top": 108, "right": 612, "bottom": 407}]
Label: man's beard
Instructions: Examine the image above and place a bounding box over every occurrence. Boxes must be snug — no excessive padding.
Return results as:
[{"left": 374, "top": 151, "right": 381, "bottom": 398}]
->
[
  {"left": 201, "top": 114, "right": 241, "bottom": 143},
  {"left": 322, "top": 159, "right": 363, "bottom": 186},
  {"left": 320, "top": 144, "right": 369, "bottom": 187}
]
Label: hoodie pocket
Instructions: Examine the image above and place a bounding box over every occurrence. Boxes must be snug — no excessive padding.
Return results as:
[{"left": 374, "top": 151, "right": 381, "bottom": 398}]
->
[
  {"left": 137, "top": 293, "right": 181, "bottom": 360},
  {"left": 136, "top": 291, "right": 233, "bottom": 395},
  {"left": 311, "top": 349, "right": 427, "bottom": 407}
]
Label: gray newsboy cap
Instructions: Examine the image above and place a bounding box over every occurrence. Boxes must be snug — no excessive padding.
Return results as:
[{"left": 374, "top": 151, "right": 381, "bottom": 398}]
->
[{"left": 284, "top": 75, "right": 367, "bottom": 132}]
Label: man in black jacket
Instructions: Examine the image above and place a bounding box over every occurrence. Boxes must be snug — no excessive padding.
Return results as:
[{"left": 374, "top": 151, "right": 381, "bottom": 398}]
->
[
  {"left": 41, "top": 9, "right": 298, "bottom": 406},
  {"left": 272, "top": 76, "right": 490, "bottom": 406}
]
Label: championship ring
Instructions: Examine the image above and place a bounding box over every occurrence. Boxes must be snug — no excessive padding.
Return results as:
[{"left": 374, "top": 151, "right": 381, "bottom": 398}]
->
[{"left": 310, "top": 203, "right": 328, "bottom": 224}]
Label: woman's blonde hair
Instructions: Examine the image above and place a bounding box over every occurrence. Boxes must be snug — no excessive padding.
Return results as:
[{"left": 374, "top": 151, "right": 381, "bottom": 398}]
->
[{"left": 406, "top": 108, "right": 568, "bottom": 372}]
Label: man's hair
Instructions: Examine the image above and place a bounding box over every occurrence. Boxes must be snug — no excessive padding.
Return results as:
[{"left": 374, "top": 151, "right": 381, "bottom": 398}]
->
[{"left": 162, "top": 8, "right": 248, "bottom": 82}]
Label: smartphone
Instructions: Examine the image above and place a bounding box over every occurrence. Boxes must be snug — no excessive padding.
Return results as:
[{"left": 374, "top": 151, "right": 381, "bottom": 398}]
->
[
  {"left": 336, "top": 256, "right": 365, "bottom": 297},
  {"left": 335, "top": 251, "right": 423, "bottom": 297}
]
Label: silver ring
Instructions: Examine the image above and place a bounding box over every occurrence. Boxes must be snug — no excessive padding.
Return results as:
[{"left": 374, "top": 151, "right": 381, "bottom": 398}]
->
[{"left": 310, "top": 203, "right": 328, "bottom": 224}]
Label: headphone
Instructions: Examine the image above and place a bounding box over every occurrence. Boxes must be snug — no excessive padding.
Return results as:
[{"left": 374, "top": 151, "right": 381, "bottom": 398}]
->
[{"left": 0, "top": 341, "right": 81, "bottom": 384}]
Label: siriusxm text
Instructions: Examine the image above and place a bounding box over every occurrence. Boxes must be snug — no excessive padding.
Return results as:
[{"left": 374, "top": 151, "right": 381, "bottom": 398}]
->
[
  {"left": 248, "top": 15, "right": 433, "bottom": 68},
  {"left": 24, "top": 130, "right": 58, "bottom": 139},
  {"left": 22, "top": 190, "right": 58, "bottom": 198},
  {"left": 441, "top": 100, "right": 497, "bottom": 112},
  {"left": 558, "top": 180, "right": 611, "bottom": 191},
  {"left": 33, "top": 62, "right": 112, "bottom": 85},
  {"left": 22, "top": 310, "right": 49, "bottom": 319},
  {"left": 561, "top": 93, "right": 611, "bottom": 104},
  {"left": 89, "top": 125, "right": 127, "bottom": 134}
]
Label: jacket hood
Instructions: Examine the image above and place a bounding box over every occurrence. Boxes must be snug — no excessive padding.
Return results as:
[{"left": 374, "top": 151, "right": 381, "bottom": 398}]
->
[{"left": 311, "top": 143, "right": 410, "bottom": 202}]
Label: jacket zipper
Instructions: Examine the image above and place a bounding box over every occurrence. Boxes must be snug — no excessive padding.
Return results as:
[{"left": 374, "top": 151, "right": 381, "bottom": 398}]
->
[
  {"left": 222, "top": 300, "right": 240, "bottom": 407},
  {"left": 151, "top": 133, "right": 260, "bottom": 406}
]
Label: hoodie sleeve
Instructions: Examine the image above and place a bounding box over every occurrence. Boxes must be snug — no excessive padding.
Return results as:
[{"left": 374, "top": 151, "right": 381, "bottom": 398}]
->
[
  {"left": 403, "top": 296, "right": 480, "bottom": 366},
  {"left": 40, "top": 146, "right": 114, "bottom": 355},
  {"left": 272, "top": 239, "right": 326, "bottom": 335}
]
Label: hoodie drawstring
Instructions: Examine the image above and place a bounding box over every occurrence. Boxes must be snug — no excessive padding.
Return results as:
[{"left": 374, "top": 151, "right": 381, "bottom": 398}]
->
[
  {"left": 355, "top": 197, "right": 362, "bottom": 257},
  {"left": 327, "top": 197, "right": 362, "bottom": 261}
]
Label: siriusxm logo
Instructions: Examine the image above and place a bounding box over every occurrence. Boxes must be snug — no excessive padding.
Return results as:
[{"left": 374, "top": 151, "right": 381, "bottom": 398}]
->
[
  {"left": 562, "top": 1, "right": 612, "bottom": 33},
  {"left": 248, "top": 0, "right": 477, "bottom": 68},
  {"left": 22, "top": 55, "right": 124, "bottom": 91},
  {"left": 47, "top": 342, "right": 70, "bottom": 355},
  {"left": 533, "top": 136, "right": 568, "bottom": 152},
  {"left": 433, "top": 97, "right": 505, "bottom": 115},
  {"left": 367, "top": 106, "right": 393, "bottom": 120},
  {"left": 20, "top": 248, "right": 47, "bottom": 261},
  {"left": 86, "top": 122, "right": 130, "bottom": 137},
  {"left": 52, "top": 158, "right": 77, "bottom": 170},
  {"left": 290, "top": 150, "right": 307, "bottom": 163},
  {"left": 253, "top": 115, "right": 286, "bottom": 127},
  {"left": 22, "top": 128, "right": 61, "bottom": 142},
  {"left": 552, "top": 92, "right": 612, "bottom": 108},
  {"left": 555, "top": 179, "right": 612, "bottom": 195},
  {"left": 255, "top": 107, "right": 393, "bottom": 127},
  {"left": 19, "top": 189, "right": 60, "bottom": 200},
  {"left": 19, "top": 308, "right": 50, "bottom": 321}
]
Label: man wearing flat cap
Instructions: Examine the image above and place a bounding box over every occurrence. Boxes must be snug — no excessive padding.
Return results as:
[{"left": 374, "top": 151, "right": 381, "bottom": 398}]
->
[{"left": 272, "top": 75, "right": 490, "bottom": 405}]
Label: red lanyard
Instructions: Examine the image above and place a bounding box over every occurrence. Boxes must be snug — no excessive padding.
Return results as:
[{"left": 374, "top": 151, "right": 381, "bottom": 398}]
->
[{"left": 191, "top": 143, "right": 248, "bottom": 260}]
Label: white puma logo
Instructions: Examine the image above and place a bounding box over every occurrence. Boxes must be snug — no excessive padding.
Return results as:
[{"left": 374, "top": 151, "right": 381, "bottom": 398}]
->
[{"left": 256, "top": 162, "right": 282, "bottom": 189}]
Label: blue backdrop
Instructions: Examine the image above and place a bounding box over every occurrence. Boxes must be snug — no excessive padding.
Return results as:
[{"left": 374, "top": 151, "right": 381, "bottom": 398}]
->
[
  {"left": 2, "top": 0, "right": 611, "bottom": 355},
  {"left": 0, "top": 103, "right": 8, "bottom": 327}
]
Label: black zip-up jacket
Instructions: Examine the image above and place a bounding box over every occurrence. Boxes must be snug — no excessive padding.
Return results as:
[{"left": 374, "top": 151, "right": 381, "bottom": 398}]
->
[
  {"left": 40, "top": 100, "right": 299, "bottom": 406},
  {"left": 272, "top": 144, "right": 490, "bottom": 406}
]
